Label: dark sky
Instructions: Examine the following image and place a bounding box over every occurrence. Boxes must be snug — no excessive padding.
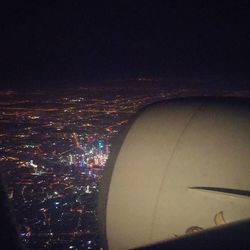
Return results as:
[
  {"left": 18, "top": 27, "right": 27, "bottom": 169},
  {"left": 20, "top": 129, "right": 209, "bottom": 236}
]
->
[{"left": 1, "top": 1, "right": 250, "bottom": 88}]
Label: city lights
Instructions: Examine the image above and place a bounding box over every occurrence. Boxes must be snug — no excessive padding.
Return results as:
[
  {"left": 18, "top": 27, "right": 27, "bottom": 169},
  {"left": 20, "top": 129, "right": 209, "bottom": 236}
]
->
[{"left": 0, "top": 86, "right": 209, "bottom": 249}]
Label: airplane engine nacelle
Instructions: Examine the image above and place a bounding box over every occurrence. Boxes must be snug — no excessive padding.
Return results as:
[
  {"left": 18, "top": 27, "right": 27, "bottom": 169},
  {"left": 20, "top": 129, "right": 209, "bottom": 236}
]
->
[{"left": 99, "top": 97, "right": 250, "bottom": 250}]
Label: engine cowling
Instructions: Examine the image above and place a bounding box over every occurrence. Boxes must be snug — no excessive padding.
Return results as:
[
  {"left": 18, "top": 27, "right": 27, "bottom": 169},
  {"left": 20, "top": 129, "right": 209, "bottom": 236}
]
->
[{"left": 99, "top": 97, "right": 250, "bottom": 250}]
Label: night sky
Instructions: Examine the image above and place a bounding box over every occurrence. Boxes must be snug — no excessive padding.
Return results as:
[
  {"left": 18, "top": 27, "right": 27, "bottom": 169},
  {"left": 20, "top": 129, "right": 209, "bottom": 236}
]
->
[{"left": 1, "top": 1, "right": 250, "bottom": 89}]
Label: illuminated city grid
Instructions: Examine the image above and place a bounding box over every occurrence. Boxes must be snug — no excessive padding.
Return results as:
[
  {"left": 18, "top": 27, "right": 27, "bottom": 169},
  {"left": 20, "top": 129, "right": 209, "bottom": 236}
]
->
[
  {"left": 0, "top": 86, "right": 175, "bottom": 250},
  {"left": 0, "top": 86, "right": 248, "bottom": 249}
]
